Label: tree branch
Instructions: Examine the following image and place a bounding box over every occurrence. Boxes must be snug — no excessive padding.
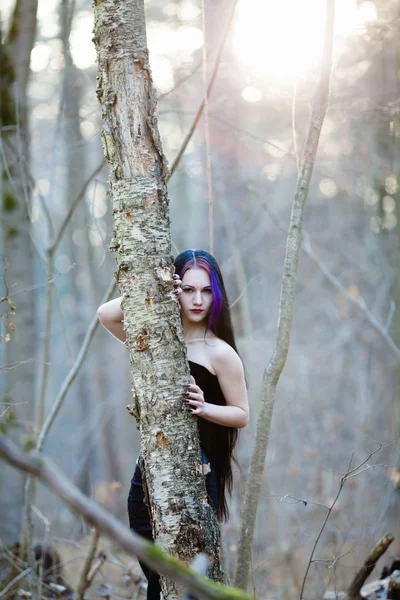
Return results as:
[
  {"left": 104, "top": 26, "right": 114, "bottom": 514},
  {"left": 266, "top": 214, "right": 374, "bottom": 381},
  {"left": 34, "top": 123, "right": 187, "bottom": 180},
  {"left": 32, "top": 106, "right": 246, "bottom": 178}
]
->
[
  {"left": 0, "top": 436, "right": 251, "bottom": 600},
  {"left": 49, "top": 159, "right": 106, "bottom": 253},
  {"left": 75, "top": 528, "right": 101, "bottom": 600},
  {"left": 260, "top": 197, "right": 400, "bottom": 361},
  {"left": 168, "top": 0, "right": 238, "bottom": 180},
  {"left": 37, "top": 277, "right": 116, "bottom": 451},
  {"left": 346, "top": 534, "right": 395, "bottom": 600}
]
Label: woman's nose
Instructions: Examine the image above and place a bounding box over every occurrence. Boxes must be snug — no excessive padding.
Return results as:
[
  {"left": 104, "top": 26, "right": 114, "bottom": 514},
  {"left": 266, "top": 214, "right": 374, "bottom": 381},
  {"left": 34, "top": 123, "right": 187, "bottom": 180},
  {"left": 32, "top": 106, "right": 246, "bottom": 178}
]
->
[{"left": 193, "top": 291, "right": 202, "bottom": 305}]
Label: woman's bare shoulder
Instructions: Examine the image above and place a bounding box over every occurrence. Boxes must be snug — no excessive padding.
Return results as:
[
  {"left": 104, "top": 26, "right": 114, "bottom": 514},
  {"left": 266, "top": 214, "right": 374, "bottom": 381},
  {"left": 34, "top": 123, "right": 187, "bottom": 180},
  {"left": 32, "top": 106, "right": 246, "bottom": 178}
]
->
[{"left": 209, "top": 339, "right": 242, "bottom": 374}]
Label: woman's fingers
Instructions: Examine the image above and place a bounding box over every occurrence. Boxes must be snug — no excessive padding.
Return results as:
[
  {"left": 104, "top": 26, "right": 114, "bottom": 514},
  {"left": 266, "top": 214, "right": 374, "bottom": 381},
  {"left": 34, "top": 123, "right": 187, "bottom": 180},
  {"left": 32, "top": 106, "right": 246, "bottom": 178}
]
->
[
  {"left": 183, "top": 392, "right": 203, "bottom": 402},
  {"left": 183, "top": 398, "right": 202, "bottom": 415},
  {"left": 170, "top": 274, "right": 182, "bottom": 296},
  {"left": 183, "top": 377, "right": 204, "bottom": 415}
]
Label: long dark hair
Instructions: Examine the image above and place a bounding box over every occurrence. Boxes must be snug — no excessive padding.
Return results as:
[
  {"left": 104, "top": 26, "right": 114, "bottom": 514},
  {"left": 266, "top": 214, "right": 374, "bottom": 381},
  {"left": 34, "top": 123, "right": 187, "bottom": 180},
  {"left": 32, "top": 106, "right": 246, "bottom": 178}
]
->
[{"left": 174, "top": 249, "right": 239, "bottom": 521}]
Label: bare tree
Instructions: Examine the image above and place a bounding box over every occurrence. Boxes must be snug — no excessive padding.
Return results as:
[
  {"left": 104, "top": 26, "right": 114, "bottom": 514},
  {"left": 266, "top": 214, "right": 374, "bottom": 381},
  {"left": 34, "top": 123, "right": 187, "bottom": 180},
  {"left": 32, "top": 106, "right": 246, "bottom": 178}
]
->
[
  {"left": 234, "top": 0, "right": 336, "bottom": 590},
  {"left": 0, "top": 0, "right": 38, "bottom": 546},
  {"left": 92, "top": 1, "right": 221, "bottom": 597}
]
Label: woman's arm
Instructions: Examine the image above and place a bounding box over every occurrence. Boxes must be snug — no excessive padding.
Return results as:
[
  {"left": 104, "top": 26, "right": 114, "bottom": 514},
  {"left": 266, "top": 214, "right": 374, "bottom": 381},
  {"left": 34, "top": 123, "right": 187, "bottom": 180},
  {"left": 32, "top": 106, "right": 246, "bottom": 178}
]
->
[
  {"left": 97, "top": 297, "right": 126, "bottom": 343},
  {"left": 185, "top": 345, "right": 249, "bottom": 428},
  {"left": 97, "top": 275, "right": 182, "bottom": 345}
]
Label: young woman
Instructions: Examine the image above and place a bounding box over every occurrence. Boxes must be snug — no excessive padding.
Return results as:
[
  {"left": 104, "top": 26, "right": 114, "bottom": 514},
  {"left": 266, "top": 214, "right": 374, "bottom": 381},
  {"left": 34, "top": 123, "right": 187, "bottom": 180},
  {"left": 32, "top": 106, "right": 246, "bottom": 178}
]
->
[{"left": 97, "top": 249, "right": 248, "bottom": 599}]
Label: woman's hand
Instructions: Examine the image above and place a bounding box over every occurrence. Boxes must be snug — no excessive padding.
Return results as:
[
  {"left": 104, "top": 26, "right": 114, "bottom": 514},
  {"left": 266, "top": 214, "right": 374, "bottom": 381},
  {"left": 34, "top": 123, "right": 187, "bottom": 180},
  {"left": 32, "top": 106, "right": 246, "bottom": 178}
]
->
[
  {"left": 172, "top": 273, "right": 182, "bottom": 296},
  {"left": 183, "top": 376, "right": 207, "bottom": 417}
]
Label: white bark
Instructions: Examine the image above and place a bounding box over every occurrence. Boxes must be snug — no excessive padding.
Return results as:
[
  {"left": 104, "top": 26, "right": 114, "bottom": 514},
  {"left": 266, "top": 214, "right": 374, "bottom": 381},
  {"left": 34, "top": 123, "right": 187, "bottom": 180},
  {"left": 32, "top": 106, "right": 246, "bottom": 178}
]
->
[{"left": 92, "top": 1, "right": 221, "bottom": 596}]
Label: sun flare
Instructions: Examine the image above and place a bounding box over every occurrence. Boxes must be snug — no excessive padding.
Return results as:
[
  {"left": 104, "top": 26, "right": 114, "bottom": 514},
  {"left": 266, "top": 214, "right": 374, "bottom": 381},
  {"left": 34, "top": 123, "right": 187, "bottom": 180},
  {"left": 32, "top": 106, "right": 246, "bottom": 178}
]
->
[{"left": 233, "top": 0, "right": 377, "bottom": 85}]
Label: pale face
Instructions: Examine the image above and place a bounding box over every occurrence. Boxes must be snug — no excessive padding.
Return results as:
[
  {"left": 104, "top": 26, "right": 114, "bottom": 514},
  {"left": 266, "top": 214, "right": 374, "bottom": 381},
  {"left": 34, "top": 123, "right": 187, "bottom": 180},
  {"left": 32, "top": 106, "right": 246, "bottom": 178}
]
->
[{"left": 179, "top": 267, "right": 213, "bottom": 324}]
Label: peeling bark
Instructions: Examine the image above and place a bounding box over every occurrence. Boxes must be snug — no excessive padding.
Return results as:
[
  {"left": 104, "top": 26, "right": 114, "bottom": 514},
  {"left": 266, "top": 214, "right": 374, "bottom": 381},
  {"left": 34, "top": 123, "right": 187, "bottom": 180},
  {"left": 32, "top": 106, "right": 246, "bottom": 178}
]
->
[{"left": 92, "top": 1, "right": 221, "bottom": 596}]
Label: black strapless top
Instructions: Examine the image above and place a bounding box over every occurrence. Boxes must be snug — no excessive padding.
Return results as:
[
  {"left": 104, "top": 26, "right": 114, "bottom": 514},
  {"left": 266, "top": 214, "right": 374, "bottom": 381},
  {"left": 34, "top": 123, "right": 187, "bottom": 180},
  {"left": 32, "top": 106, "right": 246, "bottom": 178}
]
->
[{"left": 188, "top": 360, "right": 229, "bottom": 472}]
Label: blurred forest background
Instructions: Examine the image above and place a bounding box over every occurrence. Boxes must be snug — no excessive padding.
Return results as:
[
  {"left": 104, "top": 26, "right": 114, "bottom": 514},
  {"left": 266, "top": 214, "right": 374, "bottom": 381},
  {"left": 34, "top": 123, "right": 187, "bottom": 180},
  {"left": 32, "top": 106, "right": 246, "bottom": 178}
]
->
[{"left": 1, "top": 0, "right": 400, "bottom": 597}]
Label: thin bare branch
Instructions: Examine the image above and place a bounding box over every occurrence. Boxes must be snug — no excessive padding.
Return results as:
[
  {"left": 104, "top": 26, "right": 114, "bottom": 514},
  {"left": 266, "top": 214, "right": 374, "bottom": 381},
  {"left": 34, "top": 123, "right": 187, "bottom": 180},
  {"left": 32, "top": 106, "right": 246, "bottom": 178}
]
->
[
  {"left": 37, "top": 277, "right": 116, "bottom": 450},
  {"left": 2, "top": 135, "right": 54, "bottom": 238},
  {"left": 300, "top": 444, "right": 389, "bottom": 599},
  {"left": 75, "top": 528, "right": 101, "bottom": 600},
  {"left": 260, "top": 199, "right": 400, "bottom": 361},
  {"left": 49, "top": 159, "right": 106, "bottom": 253},
  {"left": 168, "top": 0, "right": 238, "bottom": 180},
  {"left": 0, "top": 567, "right": 31, "bottom": 598}
]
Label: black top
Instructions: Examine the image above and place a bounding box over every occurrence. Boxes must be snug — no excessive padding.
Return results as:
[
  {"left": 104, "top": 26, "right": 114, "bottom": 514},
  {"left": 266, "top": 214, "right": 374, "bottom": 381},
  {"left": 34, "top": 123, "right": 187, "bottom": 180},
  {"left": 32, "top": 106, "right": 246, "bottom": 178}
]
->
[{"left": 188, "top": 360, "right": 233, "bottom": 479}]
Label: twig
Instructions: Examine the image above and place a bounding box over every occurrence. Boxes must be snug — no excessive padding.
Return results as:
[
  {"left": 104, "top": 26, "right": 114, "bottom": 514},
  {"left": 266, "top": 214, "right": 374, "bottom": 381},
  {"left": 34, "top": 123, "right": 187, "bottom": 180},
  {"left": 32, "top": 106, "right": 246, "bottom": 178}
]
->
[
  {"left": 300, "top": 445, "right": 388, "bottom": 599},
  {"left": 313, "top": 546, "right": 356, "bottom": 569},
  {"left": 0, "top": 435, "right": 251, "bottom": 600},
  {"left": 168, "top": 0, "right": 238, "bottom": 180},
  {"left": 159, "top": 110, "right": 292, "bottom": 157},
  {"left": 37, "top": 252, "right": 54, "bottom": 432},
  {"left": 32, "top": 506, "right": 51, "bottom": 600},
  {"left": 158, "top": 59, "right": 202, "bottom": 101},
  {"left": 49, "top": 159, "right": 106, "bottom": 253},
  {"left": 346, "top": 534, "right": 394, "bottom": 600},
  {"left": 75, "top": 528, "right": 101, "bottom": 600},
  {"left": 268, "top": 493, "right": 330, "bottom": 510},
  {"left": 87, "top": 549, "right": 107, "bottom": 585},
  {"left": 21, "top": 162, "right": 107, "bottom": 559},
  {"left": 2, "top": 135, "right": 54, "bottom": 238},
  {"left": 37, "top": 276, "right": 116, "bottom": 451},
  {"left": 260, "top": 201, "right": 400, "bottom": 361},
  {"left": 302, "top": 232, "right": 400, "bottom": 361},
  {"left": 0, "top": 567, "right": 31, "bottom": 598}
]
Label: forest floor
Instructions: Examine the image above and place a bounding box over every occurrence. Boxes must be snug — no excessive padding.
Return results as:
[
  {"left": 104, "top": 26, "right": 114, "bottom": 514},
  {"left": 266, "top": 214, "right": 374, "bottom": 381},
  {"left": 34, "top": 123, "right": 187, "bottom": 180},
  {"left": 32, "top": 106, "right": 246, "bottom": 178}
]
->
[{"left": 53, "top": 534, "right": 145, "bottom": 599}]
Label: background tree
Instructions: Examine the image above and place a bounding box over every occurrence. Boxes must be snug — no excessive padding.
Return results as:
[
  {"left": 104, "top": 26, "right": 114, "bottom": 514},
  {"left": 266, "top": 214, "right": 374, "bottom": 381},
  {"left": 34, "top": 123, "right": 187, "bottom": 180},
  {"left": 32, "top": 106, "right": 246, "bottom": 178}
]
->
[{"left": 0, "top": 0, "right": 38, "bottom": 545}]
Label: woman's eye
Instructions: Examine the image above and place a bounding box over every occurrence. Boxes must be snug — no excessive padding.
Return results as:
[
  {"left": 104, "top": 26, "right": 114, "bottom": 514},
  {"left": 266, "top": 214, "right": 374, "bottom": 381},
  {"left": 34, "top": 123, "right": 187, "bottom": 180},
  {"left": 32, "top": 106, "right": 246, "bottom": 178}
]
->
[
  {"left": 204, "top": 289, "right": 212, "bottom": 294},
  {"left": 183, "top": 288, "right": 192, "bottom": 293}
]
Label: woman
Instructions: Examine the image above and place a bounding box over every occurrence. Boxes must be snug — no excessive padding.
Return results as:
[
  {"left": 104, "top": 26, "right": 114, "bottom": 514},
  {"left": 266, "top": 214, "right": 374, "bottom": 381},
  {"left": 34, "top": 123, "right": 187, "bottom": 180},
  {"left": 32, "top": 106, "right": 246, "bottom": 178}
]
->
[{"left": 97, "top": 249, "right": 248, "bottom": 599}]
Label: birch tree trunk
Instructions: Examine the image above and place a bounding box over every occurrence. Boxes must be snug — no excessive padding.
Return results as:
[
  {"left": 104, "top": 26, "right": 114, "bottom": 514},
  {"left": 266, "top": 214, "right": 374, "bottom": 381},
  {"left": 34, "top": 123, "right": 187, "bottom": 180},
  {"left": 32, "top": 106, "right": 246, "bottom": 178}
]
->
[
  {"left": 92, "top": 1, "right": 221, "bottom": 596},
  {"left": 233, "top": 0, "right": 336, "bottom": 590},
  {"left": 0, "top": 0, "right": 38, "bottom": 545}
]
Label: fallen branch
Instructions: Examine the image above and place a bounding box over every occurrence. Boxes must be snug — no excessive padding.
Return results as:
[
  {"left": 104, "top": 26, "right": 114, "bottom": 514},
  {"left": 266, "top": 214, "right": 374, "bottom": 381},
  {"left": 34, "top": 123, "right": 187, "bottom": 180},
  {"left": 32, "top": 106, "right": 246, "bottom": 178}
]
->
[
  {"left": 0, "top": 436, "right": 251, "bottom": 600},
  {"left": 346, "top": 534, "right": 395, "bottom": 600}
]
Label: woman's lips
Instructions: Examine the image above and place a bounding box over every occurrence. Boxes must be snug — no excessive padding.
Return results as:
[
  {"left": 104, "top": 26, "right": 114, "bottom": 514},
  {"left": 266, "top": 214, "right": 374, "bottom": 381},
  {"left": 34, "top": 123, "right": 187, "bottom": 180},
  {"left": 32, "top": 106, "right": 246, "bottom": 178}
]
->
[{"left": 190, "top": 309, "right": 203, "bottom": 313}]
